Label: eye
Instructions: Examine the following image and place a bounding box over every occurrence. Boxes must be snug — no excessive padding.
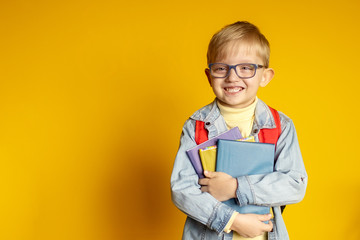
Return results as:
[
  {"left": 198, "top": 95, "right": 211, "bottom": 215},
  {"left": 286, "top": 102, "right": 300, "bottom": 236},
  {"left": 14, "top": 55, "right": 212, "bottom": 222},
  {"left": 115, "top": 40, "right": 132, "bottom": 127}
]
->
[
  {"left": 214, "top": 67, "right": 226, "bottom": 71},
  {"left": 239, "top": 64, "right": 255, "bottom": 71},
  {"left": 211, "top": 64, "right": 228, "bottom": 72}
]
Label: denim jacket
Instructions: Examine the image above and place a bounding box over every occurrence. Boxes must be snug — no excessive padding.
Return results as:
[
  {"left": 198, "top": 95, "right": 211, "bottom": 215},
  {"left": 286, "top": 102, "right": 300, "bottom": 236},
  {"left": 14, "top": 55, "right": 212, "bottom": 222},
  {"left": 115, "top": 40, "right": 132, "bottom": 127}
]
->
[{"left": 171, "top": 99, "right": 307, "bottom": 240}]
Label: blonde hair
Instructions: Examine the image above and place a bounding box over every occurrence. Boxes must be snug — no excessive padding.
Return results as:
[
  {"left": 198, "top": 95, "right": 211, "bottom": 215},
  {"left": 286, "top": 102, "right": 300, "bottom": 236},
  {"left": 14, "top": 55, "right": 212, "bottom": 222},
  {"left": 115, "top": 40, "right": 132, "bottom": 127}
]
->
[{"left": 207, "top": 21, "right": 270, "bottom": 68}]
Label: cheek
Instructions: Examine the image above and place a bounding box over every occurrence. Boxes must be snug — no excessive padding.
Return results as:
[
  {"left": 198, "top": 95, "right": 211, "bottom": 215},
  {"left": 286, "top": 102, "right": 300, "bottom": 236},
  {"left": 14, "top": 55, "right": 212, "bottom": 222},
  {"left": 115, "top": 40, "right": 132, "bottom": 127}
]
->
[
  {"left": 211, "top": 80, "right": 221, "bottom": 89},
  {"left": 245, "top": 83, "right": 260, "bottom": 93},
  {"left": 211, "top": 82, "right": 224, "bottom": 95},
  {"left": 245, "top": 78, "right": 262, "bottom": 89}
]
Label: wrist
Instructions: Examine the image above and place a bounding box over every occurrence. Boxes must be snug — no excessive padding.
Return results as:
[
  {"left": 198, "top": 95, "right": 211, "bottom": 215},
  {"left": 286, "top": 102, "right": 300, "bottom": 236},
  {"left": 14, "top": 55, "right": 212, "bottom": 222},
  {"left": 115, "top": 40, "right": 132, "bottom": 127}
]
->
[
  {"left": 230, "top": 213, "right": 242, "bottom": 232},
  {"left": 224, "top": 212, "right": 239, "bottom": 233}
]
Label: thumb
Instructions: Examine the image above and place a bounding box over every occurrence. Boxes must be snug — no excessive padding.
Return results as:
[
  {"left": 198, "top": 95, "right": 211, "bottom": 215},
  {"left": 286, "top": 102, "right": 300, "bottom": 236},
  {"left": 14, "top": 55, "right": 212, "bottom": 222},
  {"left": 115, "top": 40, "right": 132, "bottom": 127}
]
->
[
  {"left": 258, "top": 213, "right": 272, "bottom": 222},
  {"left": 204, "top": 170, "right": 215, "bottom": 178}
]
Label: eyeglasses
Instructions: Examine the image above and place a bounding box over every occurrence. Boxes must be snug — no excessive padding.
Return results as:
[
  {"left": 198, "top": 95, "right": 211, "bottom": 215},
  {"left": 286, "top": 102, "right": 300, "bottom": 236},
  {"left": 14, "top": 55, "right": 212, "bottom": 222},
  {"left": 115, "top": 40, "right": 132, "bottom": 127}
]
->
[{"left": 208, "top": 63, "right": 264, "bottom": 79}]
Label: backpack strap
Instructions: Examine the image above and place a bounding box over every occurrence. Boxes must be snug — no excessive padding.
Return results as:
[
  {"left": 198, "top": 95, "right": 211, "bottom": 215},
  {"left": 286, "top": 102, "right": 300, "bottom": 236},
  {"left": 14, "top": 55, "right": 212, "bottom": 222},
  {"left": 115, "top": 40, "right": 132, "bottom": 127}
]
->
[
  {"left": 195, "top": 120, "right": 208, "bottom": 145},
  {"left": 258, "top": 106, "right": 281, "bottom": 145}
]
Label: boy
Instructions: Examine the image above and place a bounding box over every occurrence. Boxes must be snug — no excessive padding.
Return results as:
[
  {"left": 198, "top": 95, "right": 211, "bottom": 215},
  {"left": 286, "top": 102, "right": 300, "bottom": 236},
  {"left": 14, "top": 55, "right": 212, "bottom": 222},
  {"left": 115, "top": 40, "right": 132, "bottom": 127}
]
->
[{"left": 171, "top": 21, "right": 307, "bottom": 240}]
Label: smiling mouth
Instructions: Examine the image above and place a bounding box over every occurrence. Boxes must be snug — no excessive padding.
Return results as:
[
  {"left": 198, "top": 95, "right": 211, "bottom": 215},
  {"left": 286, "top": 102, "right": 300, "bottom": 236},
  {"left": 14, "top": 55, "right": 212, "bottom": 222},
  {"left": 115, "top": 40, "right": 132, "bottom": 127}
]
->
[{"left": 224, "top": 87, "right": 244, "bottom": 93}]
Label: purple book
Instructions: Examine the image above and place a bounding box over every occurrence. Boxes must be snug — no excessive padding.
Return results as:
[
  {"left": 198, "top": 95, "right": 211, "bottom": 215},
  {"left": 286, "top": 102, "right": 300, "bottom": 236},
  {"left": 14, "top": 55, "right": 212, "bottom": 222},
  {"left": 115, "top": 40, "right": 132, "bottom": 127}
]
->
[{"left": 186, "top": 127, "right": 242, "bottom": 178}]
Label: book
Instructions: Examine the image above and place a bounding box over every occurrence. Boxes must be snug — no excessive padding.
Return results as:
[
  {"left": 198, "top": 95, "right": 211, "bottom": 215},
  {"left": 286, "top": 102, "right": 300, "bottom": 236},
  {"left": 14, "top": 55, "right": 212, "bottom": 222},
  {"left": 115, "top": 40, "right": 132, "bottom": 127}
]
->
[
  {"left": 216, "top": 139, "right": 275, "bottom": 215},
  {"left": 186, "top": 127, "right": 242, "bottom": 178},
  {"left": 198, "top": 136, "right": 256, "bottom": 172},
  {"left": 199, "top": 146, "right": 217, "bottom": 171}
]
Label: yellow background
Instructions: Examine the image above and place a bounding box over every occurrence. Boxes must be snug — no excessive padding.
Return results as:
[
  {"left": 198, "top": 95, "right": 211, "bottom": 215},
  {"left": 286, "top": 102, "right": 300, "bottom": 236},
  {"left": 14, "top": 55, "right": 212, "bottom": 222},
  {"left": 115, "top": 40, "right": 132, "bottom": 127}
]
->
[{"left": 1, "top": 0, "right": 359, "bottom": 239}]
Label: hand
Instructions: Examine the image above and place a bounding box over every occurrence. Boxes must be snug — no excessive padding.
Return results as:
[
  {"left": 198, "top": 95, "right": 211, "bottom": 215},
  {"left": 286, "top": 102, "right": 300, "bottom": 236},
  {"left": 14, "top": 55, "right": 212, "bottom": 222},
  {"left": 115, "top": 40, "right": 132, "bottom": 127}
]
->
[
  {"left": 231, "top": 213, "right": 273, "bottom": 238},
  {"left": 198, "top": 171, "right": 237, "bottom": 202}
]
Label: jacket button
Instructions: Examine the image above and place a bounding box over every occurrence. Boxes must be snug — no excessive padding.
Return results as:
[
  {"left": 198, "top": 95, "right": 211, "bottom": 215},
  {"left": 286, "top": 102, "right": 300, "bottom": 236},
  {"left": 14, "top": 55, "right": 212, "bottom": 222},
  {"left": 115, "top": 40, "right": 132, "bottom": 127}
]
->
[
  {"left": 205, "top": 122, "right": 211, "bottom": 126},
  {"left": 253, "top": 129, "right": 259, "bottom": 134}
]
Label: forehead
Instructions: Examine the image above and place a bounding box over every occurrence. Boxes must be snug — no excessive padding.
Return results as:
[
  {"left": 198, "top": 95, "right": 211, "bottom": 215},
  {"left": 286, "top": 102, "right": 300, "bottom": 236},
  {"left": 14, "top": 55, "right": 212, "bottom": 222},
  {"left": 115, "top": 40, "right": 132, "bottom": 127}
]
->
[{"left": 214, "top": 40, "right": 263, "bottom": 63}]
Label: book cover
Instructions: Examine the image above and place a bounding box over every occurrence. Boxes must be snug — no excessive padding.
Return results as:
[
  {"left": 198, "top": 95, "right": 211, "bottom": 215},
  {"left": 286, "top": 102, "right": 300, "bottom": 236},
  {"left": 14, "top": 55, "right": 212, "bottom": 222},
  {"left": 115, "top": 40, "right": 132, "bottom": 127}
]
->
[
  {"left": 199, "top": 146, "right": 217, "bottom": 172},
  {"left": 216, "top": 139, "right": 275, "bottom": 215},
  {"left": 198, "top": 136, "right": 255, "bottom": 173},
  {"left": 186, "top": 127, "right": 242, "bottom": 178}
]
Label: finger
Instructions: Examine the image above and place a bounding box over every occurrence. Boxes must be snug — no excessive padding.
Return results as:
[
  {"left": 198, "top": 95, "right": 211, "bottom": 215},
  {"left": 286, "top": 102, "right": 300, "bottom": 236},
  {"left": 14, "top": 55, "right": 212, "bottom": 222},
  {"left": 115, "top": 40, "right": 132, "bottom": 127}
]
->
[
  {"left": 268, "top": 220, "right": 273, "bottom": 229},
  {"left": 200, "top": 186, "right": 208, "bottom": 192},
  {"left": 264, "top": 220, "right": 273, "bottom": 232},
  {"left": 258, "top": 213, "right": 272, "bottom": 222},
  {"left": 204, "top": 170, "right": 215, "bottom": 178},
  {"left": 198, "top": 178, "right": 209, "bottom": 186}
]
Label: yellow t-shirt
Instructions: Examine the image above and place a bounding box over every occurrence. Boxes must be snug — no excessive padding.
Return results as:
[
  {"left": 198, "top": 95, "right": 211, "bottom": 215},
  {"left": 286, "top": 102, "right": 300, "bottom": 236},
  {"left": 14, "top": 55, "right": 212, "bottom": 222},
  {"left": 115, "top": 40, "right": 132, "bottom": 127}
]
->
[{"left": 218, "top": 97, "right": 267, "bottom": 240}]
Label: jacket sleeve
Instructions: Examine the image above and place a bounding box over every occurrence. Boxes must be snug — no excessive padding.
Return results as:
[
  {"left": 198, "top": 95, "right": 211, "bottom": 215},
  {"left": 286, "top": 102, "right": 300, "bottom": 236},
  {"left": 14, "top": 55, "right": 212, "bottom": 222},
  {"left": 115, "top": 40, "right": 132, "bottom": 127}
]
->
[
  {"left": 170, "top": 119, "right": 235, "bottom": 234},
  {"left": 235, "top": 116, "right": 308, "bottom": 207}
]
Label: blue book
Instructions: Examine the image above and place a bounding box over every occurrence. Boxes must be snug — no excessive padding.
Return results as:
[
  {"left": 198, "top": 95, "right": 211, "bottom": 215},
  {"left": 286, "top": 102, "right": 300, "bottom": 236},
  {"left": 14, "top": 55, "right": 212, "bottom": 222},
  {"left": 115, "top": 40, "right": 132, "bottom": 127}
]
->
[{"left": 216, "top": 139, "right": 275, "bottom": 215}]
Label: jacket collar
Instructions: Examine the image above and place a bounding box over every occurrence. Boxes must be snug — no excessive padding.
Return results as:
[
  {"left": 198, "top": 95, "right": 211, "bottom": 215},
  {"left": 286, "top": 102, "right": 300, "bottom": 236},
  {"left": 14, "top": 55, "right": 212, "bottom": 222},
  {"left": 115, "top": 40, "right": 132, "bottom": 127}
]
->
[
  {"left": 253, "top": 98, "right": 277, "bottom": 130},
  {"left": 190, "top": 100, "right": 221, "bottom": 123}
]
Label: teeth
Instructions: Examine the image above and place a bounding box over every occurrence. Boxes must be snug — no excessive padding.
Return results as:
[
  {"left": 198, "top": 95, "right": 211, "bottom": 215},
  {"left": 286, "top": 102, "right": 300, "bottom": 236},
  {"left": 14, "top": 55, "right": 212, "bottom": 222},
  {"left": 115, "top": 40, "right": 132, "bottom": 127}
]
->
[{"left": 225, "top": 87, "right": 242, "bottom": 93}]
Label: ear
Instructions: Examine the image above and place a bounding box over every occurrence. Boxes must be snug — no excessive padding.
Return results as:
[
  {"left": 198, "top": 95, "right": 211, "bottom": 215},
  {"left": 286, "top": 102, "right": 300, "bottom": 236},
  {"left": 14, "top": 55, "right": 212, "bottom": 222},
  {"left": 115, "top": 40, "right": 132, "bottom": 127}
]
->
[
  {"left": 259, "top": 68, "right": 275, "bottom": 87},
  {"left": 205, "top": 68, "right": 212, "bottom": 86}
]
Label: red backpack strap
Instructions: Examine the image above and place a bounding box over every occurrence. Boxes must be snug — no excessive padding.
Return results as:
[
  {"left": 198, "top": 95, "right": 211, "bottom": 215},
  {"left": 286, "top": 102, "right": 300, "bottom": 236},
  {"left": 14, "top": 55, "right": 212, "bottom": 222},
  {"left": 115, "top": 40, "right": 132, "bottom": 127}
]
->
[
  {"left": 195, "top": 120, "right": 208, "bottom": 145},
  {"left": 258, "top": 106, "right": 281, "bottom": 145}
]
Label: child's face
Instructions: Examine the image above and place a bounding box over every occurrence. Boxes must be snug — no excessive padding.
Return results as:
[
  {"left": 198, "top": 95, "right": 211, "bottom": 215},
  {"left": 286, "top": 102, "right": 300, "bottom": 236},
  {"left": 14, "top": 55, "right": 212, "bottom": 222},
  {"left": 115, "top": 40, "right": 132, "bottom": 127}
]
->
[{"left": 205, "top": 44, "right": 274, "bottom": 109}]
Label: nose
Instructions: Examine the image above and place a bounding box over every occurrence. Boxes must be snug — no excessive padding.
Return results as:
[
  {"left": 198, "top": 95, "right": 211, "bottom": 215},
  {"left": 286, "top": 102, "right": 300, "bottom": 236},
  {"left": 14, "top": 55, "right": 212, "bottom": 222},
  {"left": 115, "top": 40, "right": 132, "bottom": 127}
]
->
[{"left": 226, "top": 67, "right": 240, "bottom": 82}]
